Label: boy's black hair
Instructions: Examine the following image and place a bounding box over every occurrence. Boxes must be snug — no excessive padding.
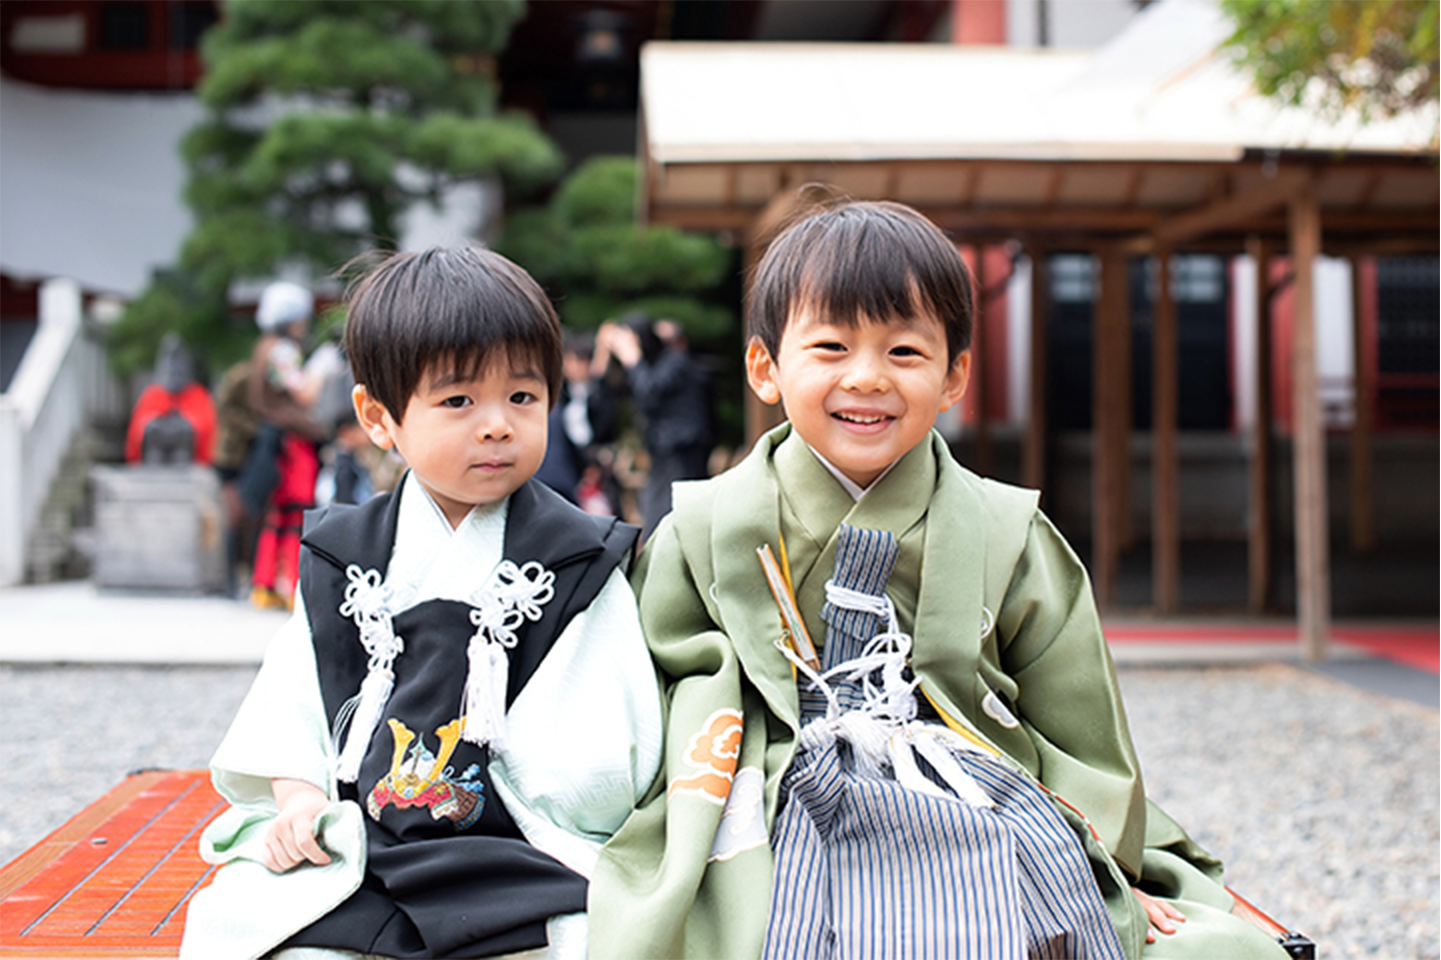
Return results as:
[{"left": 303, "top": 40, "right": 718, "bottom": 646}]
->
[
  {"left": 344, "top": 246, "right": 563, "bottom": 421},
  {"left": 747, "top": 197, "right": 974, "bottom": 366}
]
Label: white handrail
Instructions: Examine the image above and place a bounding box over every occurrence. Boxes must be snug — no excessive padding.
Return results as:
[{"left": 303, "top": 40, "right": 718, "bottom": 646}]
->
[{"left": 0, "top": 278, "right": 87, "bottom": 586}]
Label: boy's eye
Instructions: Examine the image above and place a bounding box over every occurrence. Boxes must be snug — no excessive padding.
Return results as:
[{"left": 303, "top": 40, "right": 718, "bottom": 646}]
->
[
  {"left": 890, "top": 344, "right": 924, "bottom": 358},
  {"left": 440, "top": 395, "right": 471, "bottom": 409},
  {"left": 811, "top": 341, "right": 847, "bottom": 353},
  {"left": 510, "top": 391, "right": 538, "bottom": 405}
]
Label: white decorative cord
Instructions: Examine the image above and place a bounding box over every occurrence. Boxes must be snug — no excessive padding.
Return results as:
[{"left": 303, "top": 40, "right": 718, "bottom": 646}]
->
[
  {"left": 460, "top": 560, "right": 555, "bottom": 751},
  {"left": 773, "top": 578, "right": 993, "bottom": 808},
  {"left": 330, "top": 558, "right": 557, "bottom": 782},
  {"left": 333, "top": 565, "right": 403, "bottom": 783}
]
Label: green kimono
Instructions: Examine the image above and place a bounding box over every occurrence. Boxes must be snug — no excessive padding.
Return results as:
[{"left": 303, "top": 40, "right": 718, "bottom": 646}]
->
[{"left": 590, "top": 425, "right": 1286, "bottom": 960}]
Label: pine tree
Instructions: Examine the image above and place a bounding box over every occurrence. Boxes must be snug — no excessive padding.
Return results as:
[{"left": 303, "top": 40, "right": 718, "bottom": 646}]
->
[
  {"left": 112, "top": 0, "right": 563, "bottom": 376},
  {"left": 498, "top": 155, "right": 734, "bottom": 338}
]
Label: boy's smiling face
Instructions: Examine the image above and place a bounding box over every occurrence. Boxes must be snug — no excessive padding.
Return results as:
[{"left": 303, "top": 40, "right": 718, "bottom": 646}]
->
[
  {"left": 354, "top": 355, "right": 549, "bottom": 528},
  {"left": 747, "top": 305, "right": 969, "bottom": 490}
]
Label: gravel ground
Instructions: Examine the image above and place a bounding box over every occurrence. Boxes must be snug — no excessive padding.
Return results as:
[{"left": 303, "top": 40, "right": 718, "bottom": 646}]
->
[
  {"left": 0, "top": 664, "right": 259, "bottom": 867},
  {"left": 1119, "top": 663, "right": 1440, "bottom": 960},
  {"left": 2, "top": 661, "right": 1436, "bottom": 959}
]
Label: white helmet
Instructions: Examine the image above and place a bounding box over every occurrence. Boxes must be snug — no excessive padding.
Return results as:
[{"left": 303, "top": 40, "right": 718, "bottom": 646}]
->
[{"left": 256, "top": 281, "right": 314, "bottom": 331}]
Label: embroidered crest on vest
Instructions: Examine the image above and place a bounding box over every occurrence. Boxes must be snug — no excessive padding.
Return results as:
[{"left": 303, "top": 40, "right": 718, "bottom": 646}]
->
[{"left": 367, "top": 718, "right": 486, "bottom": 830}]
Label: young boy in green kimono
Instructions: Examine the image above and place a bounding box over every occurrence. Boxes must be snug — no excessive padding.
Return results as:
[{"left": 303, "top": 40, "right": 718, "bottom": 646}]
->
[{"left": 588, "top": 199, "right": 1290, "bottom": 959}]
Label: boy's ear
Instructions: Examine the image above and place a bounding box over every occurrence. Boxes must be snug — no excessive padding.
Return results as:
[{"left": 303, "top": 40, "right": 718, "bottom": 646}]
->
[
  {"left": 937, "top": 349, "right": 972, "bottom": 414},
  {"left": 745, "top": 338, "right": 782, "bottom": 406},
  {"left": 352, "top": 383, "right": 396, "bottom": 450}
]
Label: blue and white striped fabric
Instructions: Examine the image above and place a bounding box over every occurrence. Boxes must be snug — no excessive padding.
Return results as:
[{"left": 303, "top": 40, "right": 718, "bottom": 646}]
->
[{"left": 763, "top": 525, "right": 1125, "bottom": 960}]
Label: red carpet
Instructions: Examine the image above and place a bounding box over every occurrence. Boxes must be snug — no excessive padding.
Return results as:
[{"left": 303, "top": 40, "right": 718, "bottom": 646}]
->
[{"left": 1104, "top": 621, "right": 1440, "bottom": 674}]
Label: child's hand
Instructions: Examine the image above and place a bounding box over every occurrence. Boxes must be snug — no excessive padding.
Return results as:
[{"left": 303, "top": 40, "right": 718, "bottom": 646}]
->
[
  {"left": 1132, "top": 886, "right": 1186, "bottom": 942},
  {"left": 262, "top": 778, "right": 333, "bottom": 873}
]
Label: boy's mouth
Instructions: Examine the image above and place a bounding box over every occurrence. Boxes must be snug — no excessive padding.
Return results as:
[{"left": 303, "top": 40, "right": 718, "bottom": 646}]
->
[{"left": 833, "top": 411, "right": 893, "bottom": 426}]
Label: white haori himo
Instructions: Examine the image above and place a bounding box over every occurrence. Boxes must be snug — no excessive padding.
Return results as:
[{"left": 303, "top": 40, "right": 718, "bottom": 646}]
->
[
  {"left": 777, "top": 580, "right": 996, "bottom": 810},
  {"left": 332, "top": 564, "right": 403, "bottom": 784}
]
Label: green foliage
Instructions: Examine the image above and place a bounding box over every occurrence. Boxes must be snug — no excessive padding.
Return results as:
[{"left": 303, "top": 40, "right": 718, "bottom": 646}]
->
[
  {"left": 408, "top": 112, "right": 563, "bottom": 193},
  {"left": 1219, "top": 0, "right": 1440, "bottom": 122},
  {"left": 554, "top": 156, "right": 639, "bottom": 227},
  {"left": 497, "top": 155, "right": 735, "bottom": 337},
  {"left": 113, "top": 0, "right": 562, "bottom": 378},
  {"left": 108, "top": 276, "right": 249, "bottom": 379}
]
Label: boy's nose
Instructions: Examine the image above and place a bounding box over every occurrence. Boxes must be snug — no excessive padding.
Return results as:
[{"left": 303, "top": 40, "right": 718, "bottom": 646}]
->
[
  {"left": 476, "top": 410, "right": 513, "bottom": 441},
  {"left": 841, "top": 353, "right": 889, "bottom": 392}
]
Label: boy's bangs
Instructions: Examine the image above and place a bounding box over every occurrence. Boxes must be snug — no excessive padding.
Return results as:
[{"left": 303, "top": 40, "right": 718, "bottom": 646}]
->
[
  {"left": 795, "top": 249, "right": 936, "bottom": 329},
  {"left": 427, "top": 339, "right": 548, "bottom": 391},
  {"left": 749, "top": 199, "right": 973, "bottom": 362}
]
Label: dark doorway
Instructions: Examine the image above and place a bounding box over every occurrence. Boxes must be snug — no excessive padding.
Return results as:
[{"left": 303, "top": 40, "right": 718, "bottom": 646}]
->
[{"left": 1046, "top": 253, "right": 1231, "bottom": 432}]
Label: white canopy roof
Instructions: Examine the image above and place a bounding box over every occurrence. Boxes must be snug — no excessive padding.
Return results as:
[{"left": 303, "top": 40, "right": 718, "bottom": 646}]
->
[{"left": 641, "top": 0, "right": 1439, "bottom": 166}]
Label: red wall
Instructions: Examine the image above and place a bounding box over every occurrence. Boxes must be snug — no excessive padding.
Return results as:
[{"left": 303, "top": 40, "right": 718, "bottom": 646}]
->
[
  {"left": 1, "top": 1, "right": 212, "bottom": 91},
  {"left": 1, "top": 275, "right": 41, "bottom": 322}
]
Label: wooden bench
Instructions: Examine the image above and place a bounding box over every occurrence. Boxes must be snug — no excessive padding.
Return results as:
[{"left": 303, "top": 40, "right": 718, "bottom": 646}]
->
[
  {"left": 0, "top": 770, "right": 221, "bottom": 958},
  {"left": 3, "top": 769, "right": 1314, "bottom": 958}
]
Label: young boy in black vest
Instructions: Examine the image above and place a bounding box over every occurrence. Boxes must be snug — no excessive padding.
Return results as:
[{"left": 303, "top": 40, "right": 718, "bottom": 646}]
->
[{"left": 183, "top": 247, "right": 663, "bottom": 960}]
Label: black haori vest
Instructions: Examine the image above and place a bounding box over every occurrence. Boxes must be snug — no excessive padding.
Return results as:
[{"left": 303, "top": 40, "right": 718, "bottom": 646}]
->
[{"left": 286, "top": 479, "right": 638, "bottom": 959}]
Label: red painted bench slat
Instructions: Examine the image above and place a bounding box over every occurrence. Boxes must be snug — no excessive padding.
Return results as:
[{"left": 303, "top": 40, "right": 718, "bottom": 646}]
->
[
  {"left": 0, "top": 769, "right": 1315, "bottom": 958},
  {"left": 0, "top": 770, "right": 222, "bottom": 958}
]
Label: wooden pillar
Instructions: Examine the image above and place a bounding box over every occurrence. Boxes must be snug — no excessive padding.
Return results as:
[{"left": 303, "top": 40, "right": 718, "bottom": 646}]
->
[
  {"left": 1152, "top": 246, "right": 1180, "bottom": 614},
  {"left": 1246, "top": 236, "right": 1274, "bottom": 614},
  {"left": 1289, "top": 186, "right": 1330, "bottom": 661},
  {"left": 1024, "top": 243, "right": 1049, "bottom": 492},
  {"left": 1348, "top": 255, "right": 1375, "bottom": 554},
  {"left": 1092, "top": 250, "right": 1126, "bottom": 608},
  {"left": 1111, "top": 251, "right": 1133, "bottom": 549},
  {"left": 971, "top": 246, "right": 993, "bottom": 476}
]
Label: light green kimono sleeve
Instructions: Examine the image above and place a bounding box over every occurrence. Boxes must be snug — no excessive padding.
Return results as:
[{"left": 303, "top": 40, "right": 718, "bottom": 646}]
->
[
  {"left": 589, "top": 499, "right": 779, "bottom": 960},
  {"left": 181, "top": 592, "right": 367, "bottom": 960},
  {"left": 996, "top": 511, "right": 1148, "bottom": 880}
]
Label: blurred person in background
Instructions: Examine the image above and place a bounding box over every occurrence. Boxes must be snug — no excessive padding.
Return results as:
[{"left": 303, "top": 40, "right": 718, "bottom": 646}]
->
[
  {"left": 596, "top": 313, "right": 714, "bottom": 539},
  {"left": 241, "top": 281, "right": 328, "bottom": 610},
  {"left": 536, "top": 330, "right": 619, "bottom": 513}
]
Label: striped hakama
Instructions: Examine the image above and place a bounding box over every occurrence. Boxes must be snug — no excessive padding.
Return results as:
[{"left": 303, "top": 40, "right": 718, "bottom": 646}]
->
[{"left": 762, "top": 526, "right": 1125, "bottom": 960}]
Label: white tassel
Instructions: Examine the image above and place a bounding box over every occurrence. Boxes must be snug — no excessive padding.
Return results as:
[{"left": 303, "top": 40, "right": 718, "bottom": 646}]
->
[
  {"left": 890, "top": 731, "right": 959, "bottom": 803},
  {"left": 461, "top": 637, "right": 510, "bottom": 750},
  {"left": 333, "top": 565, "right": 402, "bottom": 784},
  {"left": 910, "top": 729, "right": 995, "bottom": 808},
  {"left": 335, "top": 666, "right": 394, "bottom": 783},
  {"left": 459, "top": 559, "right": 556, "bottom": 752},
  {"left": 834, "top": 710, "right": 894, "bottom": 780}
]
